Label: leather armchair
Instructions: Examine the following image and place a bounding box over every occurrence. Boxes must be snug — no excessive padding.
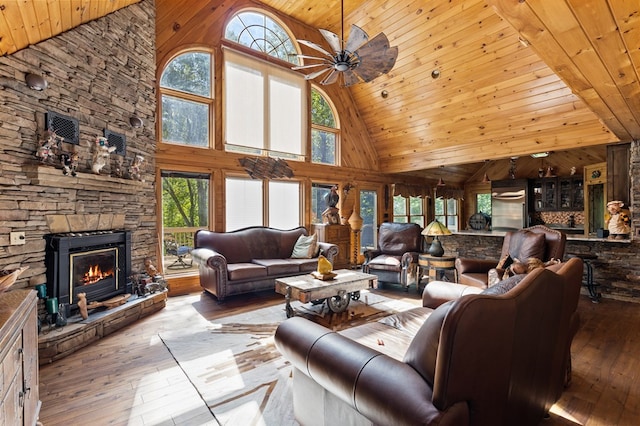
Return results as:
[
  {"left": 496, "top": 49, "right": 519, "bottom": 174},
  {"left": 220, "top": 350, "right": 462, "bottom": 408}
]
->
[
  {"left": 362, "top": 222, "right": 423, "bottom": 290},
  {"left": 455, "top": 225, "right": 567, "bottom": 288}
]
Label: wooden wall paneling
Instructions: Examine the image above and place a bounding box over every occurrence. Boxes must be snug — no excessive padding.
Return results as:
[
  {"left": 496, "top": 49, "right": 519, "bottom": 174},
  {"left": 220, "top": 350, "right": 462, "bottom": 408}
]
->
[{"left": 607, "top": 143, "right": 631, "bottom": 206}]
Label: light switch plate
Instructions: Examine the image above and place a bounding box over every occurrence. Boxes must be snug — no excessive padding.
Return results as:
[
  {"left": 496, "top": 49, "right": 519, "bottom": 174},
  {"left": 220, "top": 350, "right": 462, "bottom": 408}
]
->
[{"left": 10, "top": 232, "right": 25, "bottom": 245}]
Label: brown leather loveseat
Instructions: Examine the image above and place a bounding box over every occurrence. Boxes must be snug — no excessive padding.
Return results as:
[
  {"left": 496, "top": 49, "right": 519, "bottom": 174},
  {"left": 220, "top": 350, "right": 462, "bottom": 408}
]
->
[
  {"left": 274, "top": 257, "right": 583, "bottom": 426},
  {"left": 192, "top": 226, "right": 338, "bottom": 301}
]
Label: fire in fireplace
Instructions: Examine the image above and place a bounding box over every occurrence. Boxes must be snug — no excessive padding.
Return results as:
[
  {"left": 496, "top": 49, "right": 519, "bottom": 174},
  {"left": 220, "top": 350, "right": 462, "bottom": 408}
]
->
[{"left": 45, "top": 230, "right": 131, "bottom": 314}]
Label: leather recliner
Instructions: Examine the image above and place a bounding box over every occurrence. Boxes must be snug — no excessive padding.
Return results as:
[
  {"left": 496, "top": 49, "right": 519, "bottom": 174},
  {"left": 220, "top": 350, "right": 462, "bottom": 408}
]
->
[
  {"left": 362, "top": 222, "right": 423, "bottom": 290},
  {"left": 455, "top": 225, "right": 566, "bottom": 288}
]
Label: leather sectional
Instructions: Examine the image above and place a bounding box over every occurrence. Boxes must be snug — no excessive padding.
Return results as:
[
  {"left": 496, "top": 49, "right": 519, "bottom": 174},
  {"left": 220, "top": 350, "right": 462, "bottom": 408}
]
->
[{"left": 274, "top": 257, "right": 583, "bottom": 425}]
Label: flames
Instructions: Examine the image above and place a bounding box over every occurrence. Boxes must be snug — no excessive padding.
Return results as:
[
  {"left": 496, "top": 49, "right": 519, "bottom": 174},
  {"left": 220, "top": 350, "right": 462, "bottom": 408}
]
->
[{"left": 82, "top": 264, "right": 114, "bottom": 285}]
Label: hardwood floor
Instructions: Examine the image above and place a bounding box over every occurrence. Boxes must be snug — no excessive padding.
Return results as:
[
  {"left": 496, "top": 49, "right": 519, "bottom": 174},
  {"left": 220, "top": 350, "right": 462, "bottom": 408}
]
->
[{"left": 38, "top": 289, "right": 640, "bottom": 425}]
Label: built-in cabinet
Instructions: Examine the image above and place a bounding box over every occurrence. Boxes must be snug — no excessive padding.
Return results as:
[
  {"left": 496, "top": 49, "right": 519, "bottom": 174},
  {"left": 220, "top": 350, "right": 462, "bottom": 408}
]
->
[
  {"left": 0, "top": 289, "right": 40, "bottom": 425},
  {"left": 531, "top": 176, "right": 583, "bottom": 212},
  {"left": 312, "top": 224, "right": 351, "bottom": 269}
]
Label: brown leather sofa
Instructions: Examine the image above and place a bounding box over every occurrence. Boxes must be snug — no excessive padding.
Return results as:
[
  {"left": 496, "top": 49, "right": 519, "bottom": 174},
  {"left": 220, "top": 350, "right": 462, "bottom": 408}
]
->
[
  {"left": 191, "top": 226, "right": 338, "bottom": 301},
  {"left": 274, "top": 257, "right": 583, "bottom": 426},
  {"left": 455, "top": 224, "right": 567, "bottom": 288},
  {"left": 362, "top": 222, "right": 423, "bottom": 290}
]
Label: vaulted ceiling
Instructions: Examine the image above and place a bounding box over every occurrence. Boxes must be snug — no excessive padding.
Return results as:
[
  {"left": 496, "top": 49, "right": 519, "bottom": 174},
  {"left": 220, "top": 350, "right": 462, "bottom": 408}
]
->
[{"left": 2, "top": 0, "right": 638, "bottom": 185}]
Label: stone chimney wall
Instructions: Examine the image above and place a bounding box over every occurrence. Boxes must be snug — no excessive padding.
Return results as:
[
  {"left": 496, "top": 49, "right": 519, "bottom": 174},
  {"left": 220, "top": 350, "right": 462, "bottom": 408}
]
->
[{"left": 0, "top": 0, "right": 157, "bottom": 289}]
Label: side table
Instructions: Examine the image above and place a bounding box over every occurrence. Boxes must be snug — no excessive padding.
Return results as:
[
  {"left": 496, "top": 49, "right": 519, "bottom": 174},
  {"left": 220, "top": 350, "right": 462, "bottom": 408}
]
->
[{"left": 418, "top": 254, "right": 457, "bottom": 290}]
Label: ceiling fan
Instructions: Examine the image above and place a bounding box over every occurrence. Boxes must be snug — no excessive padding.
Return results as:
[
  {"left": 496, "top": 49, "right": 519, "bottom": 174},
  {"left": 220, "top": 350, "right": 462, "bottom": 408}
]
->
[{"left": 292, "top": 0, "right": 398, "bottom": 87}]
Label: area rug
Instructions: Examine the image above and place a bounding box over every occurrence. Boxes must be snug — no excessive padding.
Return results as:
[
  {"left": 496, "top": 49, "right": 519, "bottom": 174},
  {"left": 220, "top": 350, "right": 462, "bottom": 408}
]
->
[{"left": 158, "top": 290, "right": 418, "bottom": 426}]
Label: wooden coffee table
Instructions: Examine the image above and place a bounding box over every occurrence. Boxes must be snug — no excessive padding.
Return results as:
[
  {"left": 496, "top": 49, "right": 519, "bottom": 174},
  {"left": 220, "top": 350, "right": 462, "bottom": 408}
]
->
[{"left": 275, "top": 269, "right": 378, "bottom": 318}]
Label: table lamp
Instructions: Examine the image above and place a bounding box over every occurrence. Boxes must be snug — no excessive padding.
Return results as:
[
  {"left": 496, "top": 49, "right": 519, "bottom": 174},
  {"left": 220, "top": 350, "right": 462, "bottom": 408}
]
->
[{"left": 422, "top": 220, "right": 452, "bottom": 257}]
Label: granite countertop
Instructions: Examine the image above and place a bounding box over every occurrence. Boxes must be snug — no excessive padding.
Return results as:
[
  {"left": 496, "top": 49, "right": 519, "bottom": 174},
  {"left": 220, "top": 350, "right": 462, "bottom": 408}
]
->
[{"left": 453, "top": 230, "right": 630, "bottom": 243}]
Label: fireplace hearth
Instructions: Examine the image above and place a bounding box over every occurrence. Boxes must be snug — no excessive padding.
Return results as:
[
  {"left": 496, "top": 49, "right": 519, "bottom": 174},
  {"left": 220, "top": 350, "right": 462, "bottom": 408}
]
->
[{"left": 45, "top": 230, "right": 132, "bottom": 315}]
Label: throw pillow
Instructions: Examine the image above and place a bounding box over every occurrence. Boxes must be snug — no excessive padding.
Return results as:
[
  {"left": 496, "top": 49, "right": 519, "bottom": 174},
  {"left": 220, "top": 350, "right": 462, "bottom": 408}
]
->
[
  {"left": 403, "top": 300, "right": 454, "bottom": 387},
  {"left": 291, "top": 234, "right": 318, "bottom": 259},
  {"left": 481, "top": 273, "right": 526, "bottom": 296}
]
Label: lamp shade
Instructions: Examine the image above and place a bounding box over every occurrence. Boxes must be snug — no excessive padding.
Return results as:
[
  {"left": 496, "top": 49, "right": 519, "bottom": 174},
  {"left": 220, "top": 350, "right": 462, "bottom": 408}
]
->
[{"left": 422, "top": 220, "right": 452, "bottom": 237}]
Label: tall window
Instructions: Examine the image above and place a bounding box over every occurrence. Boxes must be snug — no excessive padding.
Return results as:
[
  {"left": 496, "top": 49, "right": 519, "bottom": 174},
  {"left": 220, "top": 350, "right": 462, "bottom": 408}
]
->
[
  {"left": 225, "top": 11, "right": 299, "bottom": 64},
  {"left": 435, "top": 197, "right": 459, "bottom": 232},
  {"left": 159, "top": 51, "right": 213, "bottom": 147},
  {"left": 226, "top": 177, "right": 263, "bottom": 231},
  {"left": 393, "top": 196, "right": 426, "bottom": 226},
  {"left": 225, "top": 177, "right": 301, "bottom": 231},
  {"left": 161, "top": 171, "right": 209, "bottom": 274},
  {"left": 224, "top": 49, "right": 306, "bottom": 159},
  {"left": 360, "top": 190, "right": 377, "bottom": 253},
  {"left": 269, "top": 181, "right": 301, "bottom": 229},
  {"left": 311, "top": 183, "right": 335, "bottom": 224},
  {"left": 311, "top": 88, "right": 339, "bottom": 165}
]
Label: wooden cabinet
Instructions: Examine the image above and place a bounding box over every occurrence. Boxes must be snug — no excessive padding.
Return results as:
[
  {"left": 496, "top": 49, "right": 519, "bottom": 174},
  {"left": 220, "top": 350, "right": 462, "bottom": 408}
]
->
[
  {"left": 312, "top": 224, "right": 351, "bottom": 269},
  {"left": 584, "top": 162, "right": 607, "bottom": 236},
  {"left": 531, "top": 176, "right": 583, "bottom": 211},
  {"left": 0, "top": 290, "right": 40, "bottom": 425}
]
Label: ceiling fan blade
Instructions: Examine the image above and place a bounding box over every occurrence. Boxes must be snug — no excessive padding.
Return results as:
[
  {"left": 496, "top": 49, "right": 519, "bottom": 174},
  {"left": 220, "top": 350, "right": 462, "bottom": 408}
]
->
[
  {"left": 292, "top": 63, "right": 332, "bottom": 71},
  {"left": 305, "top": 66, "right": 333, "bottom": 81},
  {"left": 320, "top": 69, "right": 340, "bottom": 85},
  {"left": 352, "top": 33, "right": 398, "bottom": 81},
  {"left": 342, "top": 69, "right": 363, "bottom": 87},
  {"left": 345, "top": 24, "right": 369, "bottom": 53},
  {"left": 297, "top": 54, "right": 331, "bottom": 62},
  {"left": 319, "top": 29, "right": 342, "bottom": 54},
  {"left": 297, "top": 39, "right": 333, "bottom": 58}
]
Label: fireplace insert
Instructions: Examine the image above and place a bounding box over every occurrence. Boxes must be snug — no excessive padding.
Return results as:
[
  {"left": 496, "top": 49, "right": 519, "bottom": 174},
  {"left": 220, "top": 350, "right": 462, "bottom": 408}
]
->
[{"left": 44, "top": 230, "right": 131, "bottom": 314}]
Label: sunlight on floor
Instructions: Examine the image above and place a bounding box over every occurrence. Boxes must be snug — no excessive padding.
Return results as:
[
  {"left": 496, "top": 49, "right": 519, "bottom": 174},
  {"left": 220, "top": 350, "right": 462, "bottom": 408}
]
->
[{"left": 549, "top": 403, "right": 583, "bottom": 425}]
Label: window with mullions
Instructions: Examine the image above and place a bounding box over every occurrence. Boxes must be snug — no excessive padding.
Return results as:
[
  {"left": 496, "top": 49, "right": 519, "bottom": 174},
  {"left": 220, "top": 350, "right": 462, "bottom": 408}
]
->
[
  {"left": 225, "top": 176, "right": 301, "bottom": 231},
  {"left": 159, "top": 51, "right": 213, "bottom": 147},
  {"left": 435, "top": 197, "right": 459, "bottom": 232},
  {"left": 161, "top": 171, "right": 209, "bottom": 274},
  {"left": 393, "top": 196, "right": 426, "bottom": 226},
  {"left": 311, "top": 88, "right": 339, "bottom": 165},
  {"left": 225, "top": 10, "right": 299, "bottom": 65},
  {"left": 311, "top": 183, "right": 335, "bottom": 224},
  {"left": 224, "top": 49, "right": 307, "bottom": 160}
]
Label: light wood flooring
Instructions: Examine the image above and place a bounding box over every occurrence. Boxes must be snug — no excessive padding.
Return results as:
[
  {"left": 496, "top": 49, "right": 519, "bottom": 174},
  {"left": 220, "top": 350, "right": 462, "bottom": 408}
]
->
[{"left": 37, "top": 288, "right": 640, "bottom": 425}]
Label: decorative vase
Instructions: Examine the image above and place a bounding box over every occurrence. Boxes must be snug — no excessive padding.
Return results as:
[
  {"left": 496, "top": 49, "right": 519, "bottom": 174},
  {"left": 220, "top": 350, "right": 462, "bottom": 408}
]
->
[{"left": 348, "top": 210, "right": 363, "bottom": 231}]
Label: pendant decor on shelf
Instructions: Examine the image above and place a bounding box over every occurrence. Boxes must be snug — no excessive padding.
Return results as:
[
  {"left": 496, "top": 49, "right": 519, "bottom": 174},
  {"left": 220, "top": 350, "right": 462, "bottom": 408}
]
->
[{"left": 292, "top": 0, "right": 398, "bottom": 87}]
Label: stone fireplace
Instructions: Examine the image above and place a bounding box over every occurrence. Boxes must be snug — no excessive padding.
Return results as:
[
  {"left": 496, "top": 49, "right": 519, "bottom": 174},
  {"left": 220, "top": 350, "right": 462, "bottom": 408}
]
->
[{"left": 44, "top": 230, "right": 132, "bottom": 315}]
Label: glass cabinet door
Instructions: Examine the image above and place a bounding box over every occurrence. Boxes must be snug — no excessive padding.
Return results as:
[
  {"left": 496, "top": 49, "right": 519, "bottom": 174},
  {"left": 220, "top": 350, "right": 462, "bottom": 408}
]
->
[{"left": 542, "top": 180, "right": 557, "bottom": 210}]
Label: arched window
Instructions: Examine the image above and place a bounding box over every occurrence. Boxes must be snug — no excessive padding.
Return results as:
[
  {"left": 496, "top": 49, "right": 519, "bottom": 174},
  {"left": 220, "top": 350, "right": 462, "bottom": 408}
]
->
[
  {"left": 159, "top": 51, "right": 214, "bottom": 147},
  {"left": 225, "top": 10, "right": 299, "bottom": 65},
  {"left": 311, "top": 88, "right": 339, "bottom": 165}
]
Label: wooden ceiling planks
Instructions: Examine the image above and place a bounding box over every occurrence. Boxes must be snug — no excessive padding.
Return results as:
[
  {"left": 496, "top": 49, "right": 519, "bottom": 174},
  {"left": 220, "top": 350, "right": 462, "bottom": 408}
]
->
[
  {"left": 3, "top": 0, "right": 636, "bottom": 186},
  {"left": 0, "top": 0, "right": 141, "bottom": 56}
]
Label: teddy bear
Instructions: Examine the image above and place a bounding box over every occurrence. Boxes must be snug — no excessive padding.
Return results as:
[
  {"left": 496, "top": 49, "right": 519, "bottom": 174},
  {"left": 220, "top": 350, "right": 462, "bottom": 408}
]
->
[
  {"left": 605, "top": 200, "right": 631, "bottom": 239},
  {"left": 35, "top": 130, "right": 62, "bottom": 163},
  {"left": 91, "top": 136, "right": 117, "bottom": 174},
  {"left": 128, "top": 155, "right": 145, "bottom": 181}
]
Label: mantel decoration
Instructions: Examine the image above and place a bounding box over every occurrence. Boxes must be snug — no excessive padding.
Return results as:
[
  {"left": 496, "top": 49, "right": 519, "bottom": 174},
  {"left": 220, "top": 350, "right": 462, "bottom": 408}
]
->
[
  {"left": 238, "top": 157, "right": 293, "bottom": 180},
  {"left": 422, "top": 220, "right": 452, "bottom": 257}
]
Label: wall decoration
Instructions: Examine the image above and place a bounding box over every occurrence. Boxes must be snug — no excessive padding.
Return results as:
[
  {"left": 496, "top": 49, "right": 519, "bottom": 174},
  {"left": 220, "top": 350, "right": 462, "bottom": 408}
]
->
[{"left": 238, "top": 157, "right": 293, "bottom": 179}]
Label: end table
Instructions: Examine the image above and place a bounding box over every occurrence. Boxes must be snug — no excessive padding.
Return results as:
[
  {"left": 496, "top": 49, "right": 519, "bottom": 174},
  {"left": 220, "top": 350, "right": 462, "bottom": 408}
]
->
[{"left": 418, "top": 254, "right": 457, "bottom": 290}]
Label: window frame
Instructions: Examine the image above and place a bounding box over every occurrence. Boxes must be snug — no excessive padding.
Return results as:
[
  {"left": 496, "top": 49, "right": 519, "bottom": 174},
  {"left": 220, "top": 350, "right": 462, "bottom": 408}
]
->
[
  {"left": 223, "top": 47, "right": 307, "bottom": 160},
  {"left": 435, "top": 197, "right": 460, "bottom": 232},
  {"left": 158, "top": 50, "right": 215, "bottom": 149},
  {"left": 310, "top": 86, "right": 340, "bottom": 166},
  {"left": 224, "top": 174, "right": 302, "bottom": 231},
  {"left": 393, "top": 195, "right": 427, "bottom": 226}
]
